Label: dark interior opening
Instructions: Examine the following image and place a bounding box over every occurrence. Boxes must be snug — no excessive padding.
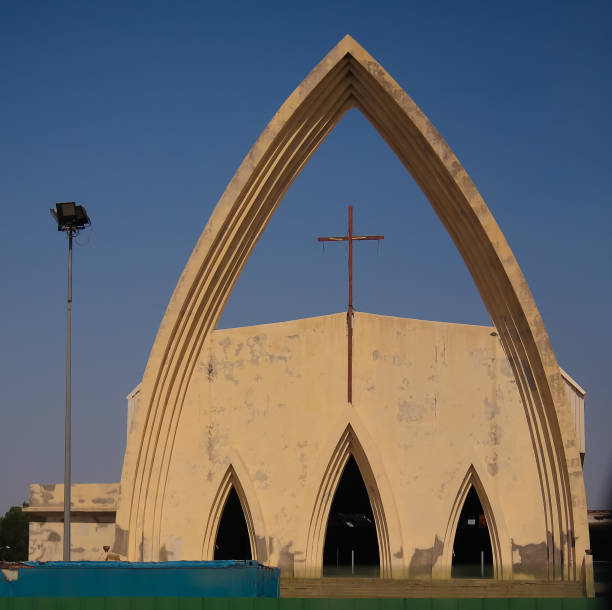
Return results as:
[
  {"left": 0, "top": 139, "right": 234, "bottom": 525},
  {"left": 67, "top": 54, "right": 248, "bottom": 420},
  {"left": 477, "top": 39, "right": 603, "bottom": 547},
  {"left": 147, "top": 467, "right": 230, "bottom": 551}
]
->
[
  {"left": 323, "top": 455, "right": 380, "bottom": 577},
  {"left": 451, "top": 486, "right": 494, "bottom": 578},
  {"left": 214, "top": 487, "right": 252, "bottom": 560}
]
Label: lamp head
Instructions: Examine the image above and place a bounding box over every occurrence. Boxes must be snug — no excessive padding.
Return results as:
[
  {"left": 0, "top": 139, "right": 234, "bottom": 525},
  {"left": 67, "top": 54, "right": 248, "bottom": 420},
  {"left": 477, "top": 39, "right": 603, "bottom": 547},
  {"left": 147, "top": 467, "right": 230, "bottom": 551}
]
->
[{"left": 50, "top": 202, "right": 91, "bottom": 232}]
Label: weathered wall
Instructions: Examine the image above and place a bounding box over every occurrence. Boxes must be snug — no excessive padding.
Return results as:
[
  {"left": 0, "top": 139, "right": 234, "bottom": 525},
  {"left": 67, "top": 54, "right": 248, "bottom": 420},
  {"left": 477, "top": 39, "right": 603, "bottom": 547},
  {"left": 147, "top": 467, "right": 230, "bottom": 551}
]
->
[
  {"left": 112, "top": 37, "right": 589, "bottom": 580},
  {"left": 28, "top": 518, "right": 115, "bottom": 562},
  {"left": 26, "top": 483, "right": 118, "bottom": 561},
  {"left": 28, "top": 483, "right": 118, "bottom": 512},
  {"left": 156, "top": 312, "right": 549, "bottom": 579}
]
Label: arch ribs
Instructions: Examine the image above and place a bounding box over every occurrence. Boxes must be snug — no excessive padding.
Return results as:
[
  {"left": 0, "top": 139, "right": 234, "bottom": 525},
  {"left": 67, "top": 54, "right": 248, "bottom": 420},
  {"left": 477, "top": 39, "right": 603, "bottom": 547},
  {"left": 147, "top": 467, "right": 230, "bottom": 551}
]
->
[
  {"left": 440, "top": 465, "right": 504, "bottom": 579},
  {"left": 115, "top": 35, "right": 588, "bottom": 581}
]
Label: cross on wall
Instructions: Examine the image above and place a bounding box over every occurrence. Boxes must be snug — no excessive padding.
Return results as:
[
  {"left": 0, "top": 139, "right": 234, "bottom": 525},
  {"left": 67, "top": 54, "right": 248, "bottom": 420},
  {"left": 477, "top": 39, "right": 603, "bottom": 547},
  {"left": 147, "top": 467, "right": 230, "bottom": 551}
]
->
[{"left": 317, "top": 205, "right": 384, "bottom": 404}]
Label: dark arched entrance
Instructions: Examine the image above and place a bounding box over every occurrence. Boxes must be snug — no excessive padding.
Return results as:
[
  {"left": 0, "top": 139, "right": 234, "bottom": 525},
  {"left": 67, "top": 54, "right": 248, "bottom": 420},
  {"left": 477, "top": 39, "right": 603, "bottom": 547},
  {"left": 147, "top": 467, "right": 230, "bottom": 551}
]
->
[
  {"left": 451, "top": 486, "right": 493, "bottom": 578},
  {"left": 323, "top": 455, "right": 380, "bottom": 577},
  {"left": 214, "top": 487, "right": 252, "bottom": 560}
]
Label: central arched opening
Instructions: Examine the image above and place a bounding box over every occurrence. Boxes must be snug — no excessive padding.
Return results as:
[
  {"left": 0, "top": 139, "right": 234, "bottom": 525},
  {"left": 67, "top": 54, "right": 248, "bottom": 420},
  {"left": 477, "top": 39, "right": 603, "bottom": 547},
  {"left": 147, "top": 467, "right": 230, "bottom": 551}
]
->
[
  {"left": 323, "top": 455, "right": 380, "bottom": 577},
  {"left": 451, "top": 486, "right": 493, "bottom": 578},
  {"left": 214, "top": 487, "right": 252, "bottom": 560}
]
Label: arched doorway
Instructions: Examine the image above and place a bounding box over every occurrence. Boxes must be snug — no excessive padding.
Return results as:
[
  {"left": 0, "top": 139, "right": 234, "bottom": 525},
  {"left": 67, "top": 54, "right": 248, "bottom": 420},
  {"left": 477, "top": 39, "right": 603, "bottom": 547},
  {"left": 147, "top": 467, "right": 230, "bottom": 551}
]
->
[
  {"left": 451, "top": 486, "right": 493, "bottom": 578},
  {"left": 214, "top": 487, "right": 252, "bottom": 560},
  {"left": 323, "top": 455, "right": 380, "bottom": 577}
]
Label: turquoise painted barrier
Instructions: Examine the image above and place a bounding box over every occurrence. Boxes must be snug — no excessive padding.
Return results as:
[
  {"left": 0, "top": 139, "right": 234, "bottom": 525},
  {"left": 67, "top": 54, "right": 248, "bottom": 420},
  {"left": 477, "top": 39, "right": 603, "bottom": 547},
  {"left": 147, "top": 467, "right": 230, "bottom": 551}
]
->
[{"left": 0, "top": 561, "right": 279, "bottom": 598}]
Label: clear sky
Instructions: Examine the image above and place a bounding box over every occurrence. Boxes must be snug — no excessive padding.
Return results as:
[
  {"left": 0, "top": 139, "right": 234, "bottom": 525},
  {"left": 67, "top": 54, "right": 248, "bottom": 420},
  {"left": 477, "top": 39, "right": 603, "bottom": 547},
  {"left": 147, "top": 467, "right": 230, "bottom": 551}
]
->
[{"left": 1, "top": 1, "right": 611, "bottom": 516}]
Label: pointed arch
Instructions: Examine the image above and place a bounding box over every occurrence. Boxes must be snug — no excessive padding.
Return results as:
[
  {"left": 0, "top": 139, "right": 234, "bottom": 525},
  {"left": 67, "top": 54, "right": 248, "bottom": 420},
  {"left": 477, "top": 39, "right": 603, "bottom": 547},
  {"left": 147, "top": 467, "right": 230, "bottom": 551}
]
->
[
  {"left": 304, "top": 424, "right": 392, "bottom": 578},
  {"left": 440, "top": 466, "right": 503, "bottom": 579},
  {"left": 201, "top": 465, "right": 265, "bottom": 562},
  {"left": 116, "top": 35, "right": 588, "bottom": 579}
]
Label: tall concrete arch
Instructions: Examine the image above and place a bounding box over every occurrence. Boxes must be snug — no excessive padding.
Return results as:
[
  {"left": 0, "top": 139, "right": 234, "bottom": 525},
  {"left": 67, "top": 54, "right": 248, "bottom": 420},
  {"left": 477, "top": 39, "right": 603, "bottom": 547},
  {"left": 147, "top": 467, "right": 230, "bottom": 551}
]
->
[{"left": 115, "top": 35, "right": 588, "bottom": 580}]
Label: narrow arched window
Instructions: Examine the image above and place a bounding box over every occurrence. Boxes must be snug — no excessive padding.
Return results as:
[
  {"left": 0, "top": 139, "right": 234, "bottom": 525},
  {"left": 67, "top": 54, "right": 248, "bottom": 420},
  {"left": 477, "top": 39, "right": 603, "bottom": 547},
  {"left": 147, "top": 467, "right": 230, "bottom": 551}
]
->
[
  {"left": 451, "top": 486, "right": 493, "bottom": 578},
  {"left": 323, "top": 455, "right": 380, "bottom": 577},
  {"left": 214, "top": 487, "right": 252, "bottom": 560}
]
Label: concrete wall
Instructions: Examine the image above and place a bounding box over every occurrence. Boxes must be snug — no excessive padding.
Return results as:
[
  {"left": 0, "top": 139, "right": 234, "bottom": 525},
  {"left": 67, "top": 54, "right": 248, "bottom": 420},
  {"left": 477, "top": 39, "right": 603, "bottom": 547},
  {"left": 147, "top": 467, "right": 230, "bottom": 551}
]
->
[
  {"left": 154, "top": 312, "right": 553, "bottom": 579},
  {"left": 28, "top": 518, "right": 115, "bottom": 562},
  {"left": 561, "top": 370, "right": 586, "bottom": 460},
  {"left": 26, "top": 483, "right": 118, "bottom": 561},
  {"left": 112, "top": 37, "right": 589, "bottom": 580},
  {"left": 127, "top": 384, "right": 141, "bottom": 445}
]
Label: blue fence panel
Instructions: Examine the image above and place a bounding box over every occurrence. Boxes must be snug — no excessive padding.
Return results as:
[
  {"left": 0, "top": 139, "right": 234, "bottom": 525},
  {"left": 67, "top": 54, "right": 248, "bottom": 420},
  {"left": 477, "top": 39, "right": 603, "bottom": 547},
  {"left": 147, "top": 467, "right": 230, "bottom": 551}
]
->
[{"left": 0, "top": 561, "right": 280, "bottom": 598}]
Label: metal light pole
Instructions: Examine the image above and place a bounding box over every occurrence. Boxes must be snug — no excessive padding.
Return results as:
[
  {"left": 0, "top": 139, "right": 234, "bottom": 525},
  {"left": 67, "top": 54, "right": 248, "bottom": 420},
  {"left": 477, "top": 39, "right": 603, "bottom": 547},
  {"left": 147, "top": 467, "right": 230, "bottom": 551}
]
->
[
  {"left": 64, "top": 227, "right": 73, "bottom": 561},
  {"left": 50, "top": 202, "right": 91, "bottom": 561}
]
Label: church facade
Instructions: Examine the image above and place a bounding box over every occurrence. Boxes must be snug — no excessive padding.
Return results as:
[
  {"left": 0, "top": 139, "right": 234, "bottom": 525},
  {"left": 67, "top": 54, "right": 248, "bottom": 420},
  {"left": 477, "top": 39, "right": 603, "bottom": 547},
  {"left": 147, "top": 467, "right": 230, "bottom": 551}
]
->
[{"left": 28, "top": 36, "right": 590, "bottom": 588}]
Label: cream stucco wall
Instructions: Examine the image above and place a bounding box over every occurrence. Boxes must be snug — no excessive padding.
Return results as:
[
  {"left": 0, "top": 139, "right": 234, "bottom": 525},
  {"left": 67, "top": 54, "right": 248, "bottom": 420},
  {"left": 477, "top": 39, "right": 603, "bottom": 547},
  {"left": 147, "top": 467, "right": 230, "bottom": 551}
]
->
[
  {"left": 112, "top": 37, "right": 589, "bottom": 581},
  {"left": 26, "top": 483, "right": 117, "bottom": 561},
  {"left": 155, "top": 312, "right": 551, "bottom": 579}
]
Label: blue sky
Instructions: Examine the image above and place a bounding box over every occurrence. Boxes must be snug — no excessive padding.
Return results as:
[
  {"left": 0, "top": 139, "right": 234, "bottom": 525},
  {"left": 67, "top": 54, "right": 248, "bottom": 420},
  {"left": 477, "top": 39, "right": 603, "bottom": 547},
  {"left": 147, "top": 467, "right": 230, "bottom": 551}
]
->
[{"left": 1, "top": 0, "right": 610, "bottom": 516}]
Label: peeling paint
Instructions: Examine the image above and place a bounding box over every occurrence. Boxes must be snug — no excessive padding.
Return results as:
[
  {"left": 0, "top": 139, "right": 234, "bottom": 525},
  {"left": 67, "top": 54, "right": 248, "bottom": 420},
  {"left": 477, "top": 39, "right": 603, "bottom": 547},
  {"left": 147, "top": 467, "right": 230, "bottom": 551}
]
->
[
  {"left": 397, "top": 399, "right": 425, "bottom": 422},
  {"left": 207, "top": 424, "right": 220, "bottom": 463},
  {"left": 487, "top": 462, "right": 498, "bottom": 476},
  {"left": 92, "top": 497, "right": 114, "bottom": 504},
  {"left": 219, "top": 359, "right": 242, "bottom": 385},
  {"left": 298, "top": 452, "right": 307, "bottom": 484},
  {"left": 41, "top": 491, "right": 54, "bottom": 503},
  {"left": 488, "top": 423, "right": 502, "bottom": 445},
  {"left": 254, "top": 470, "right": 269, "bottom": 488},
  {"left": 392, "top": 354, "right": 406, "bottom": 366},
  {"left": 247, "top": 334, "right": 267, "bottom": 365},
  {"left": 219, "top": 337, "right": 232, "bottom": 353},
  {"left": 484, "top": 396, "right": 499, "bottom": 421}
]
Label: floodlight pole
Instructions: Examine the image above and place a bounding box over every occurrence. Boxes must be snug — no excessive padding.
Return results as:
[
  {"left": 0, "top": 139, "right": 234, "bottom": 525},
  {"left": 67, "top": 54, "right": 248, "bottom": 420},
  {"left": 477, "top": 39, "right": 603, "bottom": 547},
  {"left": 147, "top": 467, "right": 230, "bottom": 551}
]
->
[
  {"left": 63, "top": 229, "right": 73, "bottom": 561},
  {"left": 50, "top": 201, "right": 90, "bottom": 562}
]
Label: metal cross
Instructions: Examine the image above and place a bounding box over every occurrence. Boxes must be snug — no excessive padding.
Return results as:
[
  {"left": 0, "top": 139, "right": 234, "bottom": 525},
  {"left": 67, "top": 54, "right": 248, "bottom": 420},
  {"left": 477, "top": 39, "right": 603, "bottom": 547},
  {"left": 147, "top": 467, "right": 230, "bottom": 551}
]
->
[{"left": 318, "top": 205, "right": 384, "bottom": 404}]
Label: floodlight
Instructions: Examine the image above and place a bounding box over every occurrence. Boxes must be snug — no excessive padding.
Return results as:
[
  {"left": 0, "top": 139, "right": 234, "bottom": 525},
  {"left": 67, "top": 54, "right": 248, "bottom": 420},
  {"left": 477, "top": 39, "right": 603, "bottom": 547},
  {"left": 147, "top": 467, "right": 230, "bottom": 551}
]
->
[{"left": 50, "top": 202, "right": 91, "bottom": 232}]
